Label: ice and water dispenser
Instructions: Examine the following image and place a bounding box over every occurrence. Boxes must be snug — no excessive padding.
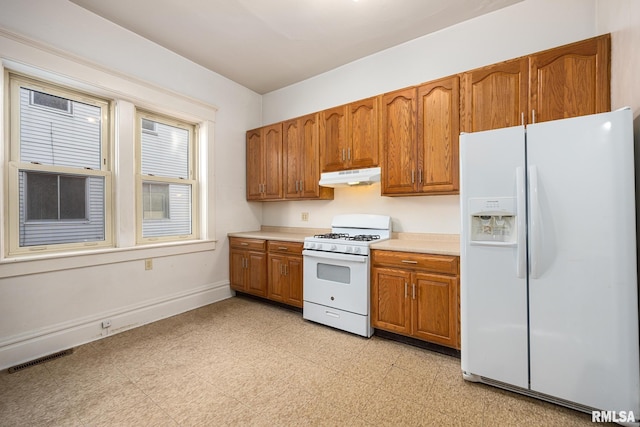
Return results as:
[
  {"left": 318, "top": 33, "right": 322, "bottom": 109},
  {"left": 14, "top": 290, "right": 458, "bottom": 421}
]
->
[{"left": 468, "top": 197, "right": 517, "bottom": 245}]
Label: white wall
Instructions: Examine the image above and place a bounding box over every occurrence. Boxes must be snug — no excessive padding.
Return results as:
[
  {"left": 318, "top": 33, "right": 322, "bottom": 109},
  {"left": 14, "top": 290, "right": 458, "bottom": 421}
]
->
[
  {"left": 261, "top": 0, "right": 600, "bottom": 234},
  {"left": 0, "top": 0, "right": 262, "bottom": 369}
]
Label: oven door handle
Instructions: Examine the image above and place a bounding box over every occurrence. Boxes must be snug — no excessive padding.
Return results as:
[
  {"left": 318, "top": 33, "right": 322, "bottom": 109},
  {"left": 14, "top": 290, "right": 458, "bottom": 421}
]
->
[{"left": 302, "top": 250, "right": 368, "bottom": 263}]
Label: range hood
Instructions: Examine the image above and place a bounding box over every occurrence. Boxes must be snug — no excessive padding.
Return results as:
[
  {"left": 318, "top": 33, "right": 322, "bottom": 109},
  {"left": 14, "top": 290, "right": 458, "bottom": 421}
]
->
[{"left": 319, "top": 167, "right": 381, "bottom": 187}]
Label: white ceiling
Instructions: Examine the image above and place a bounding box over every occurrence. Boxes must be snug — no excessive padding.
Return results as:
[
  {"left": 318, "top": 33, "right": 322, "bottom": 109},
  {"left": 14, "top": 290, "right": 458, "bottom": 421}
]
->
[{"left": 69, "top": 0, "right": 523, "bottom": 94}]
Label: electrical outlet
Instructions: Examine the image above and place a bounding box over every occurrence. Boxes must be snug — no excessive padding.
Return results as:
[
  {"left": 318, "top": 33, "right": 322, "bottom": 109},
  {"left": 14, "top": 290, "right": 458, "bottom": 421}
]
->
[
  {"left": 101, "top": 320, "right": 112, "bottom": 329},
  {"left": 301, "top": 212, "right": 309, "bottom": 221},
  {"left": 145, "top": 259, "right": 153, "bottom": 270}
]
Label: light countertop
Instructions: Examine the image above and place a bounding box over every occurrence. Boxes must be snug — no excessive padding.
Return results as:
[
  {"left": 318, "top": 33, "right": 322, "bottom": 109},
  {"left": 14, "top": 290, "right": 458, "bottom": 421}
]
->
[
  {"left": 228, "top": 227, "right": 460, "bottom": 256},
  {"left": 371, "top": 233, "right": 460, "bottom": 256}
]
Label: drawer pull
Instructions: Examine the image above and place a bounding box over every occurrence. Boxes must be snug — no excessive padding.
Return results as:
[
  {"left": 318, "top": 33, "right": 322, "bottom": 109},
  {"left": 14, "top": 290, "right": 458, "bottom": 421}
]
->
[
  {"left": 240, "top": 242, "right": 249, "bottom": 246},
  {"left": 401, "top": 260, "right": 418, "bottom": 264},
  {"left": 278, "top": 247, "right": 288, "bottom": 250}
]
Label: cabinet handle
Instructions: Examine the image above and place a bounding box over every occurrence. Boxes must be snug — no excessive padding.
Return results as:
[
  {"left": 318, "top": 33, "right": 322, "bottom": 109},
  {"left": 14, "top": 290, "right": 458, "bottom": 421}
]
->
[
  {"left": 411, "top": 170, "right": 415, "bottom": 184},
  {"left": 404, "top": 282, "right": 408, "bottom": 298},
  {"left": 401, "top": 260, "right": 418, "bottom": 264},
  {"left": 412, "top": 283, "right": 416, "bottom": 300},
  {"left": 278, "top": 246, "right": 288, "bottom": 251},
  {"left": 521, "top": 112, "right": 525, "bottom": 126},
  {"left": 532, "top": 109, "right": 536, "bottom": 124},
  {"left": 299, "top": 180, "right": 303, "bottom": 192},
  {"left": 240, "top": 242, "right": 249, "bottom": 246},
  {"left": 418, "top": 169, "right": 423, "bottom": 184},
  {"left": 342, "top": 149, "right": 346, "bottom": 161},
  {"left": 295, "top": 180, "right": 298, "bottom": 192},
  {"left": 347, "top": 148, "right": 351, "bottom": 160},
  {"left": 280, "top": 264, "right": 283, "bottom": 275}
]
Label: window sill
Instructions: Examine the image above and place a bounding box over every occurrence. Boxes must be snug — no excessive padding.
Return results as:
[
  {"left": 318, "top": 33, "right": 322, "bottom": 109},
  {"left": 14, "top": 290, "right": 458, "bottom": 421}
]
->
[{"left": 0, "top": 239, "right": 217, "bottom": 279}]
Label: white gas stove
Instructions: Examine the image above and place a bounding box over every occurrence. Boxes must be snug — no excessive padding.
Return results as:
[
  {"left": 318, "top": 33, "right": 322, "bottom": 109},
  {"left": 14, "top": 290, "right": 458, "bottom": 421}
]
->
[{"left": 302, "top": 214, "right": 392, "bottom": 337}]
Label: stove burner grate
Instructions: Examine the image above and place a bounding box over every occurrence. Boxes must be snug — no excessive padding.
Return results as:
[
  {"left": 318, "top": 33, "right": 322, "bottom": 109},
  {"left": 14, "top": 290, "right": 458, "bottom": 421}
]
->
[
  {"left": 313, "top": 233, "right": 350, "bottom": 239},
  {"left": 347, "top": 234, "right": 381, "bottom": 242}
]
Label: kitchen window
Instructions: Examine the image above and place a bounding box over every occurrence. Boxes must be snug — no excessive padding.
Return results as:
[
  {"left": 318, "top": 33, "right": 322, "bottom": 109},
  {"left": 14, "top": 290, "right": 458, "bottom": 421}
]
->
[
  {"left": 6, "top": 74, "right": 112, "bottom": 255},
  {"left": 136, "top": 111, "right": 197, "bottom": 243}
]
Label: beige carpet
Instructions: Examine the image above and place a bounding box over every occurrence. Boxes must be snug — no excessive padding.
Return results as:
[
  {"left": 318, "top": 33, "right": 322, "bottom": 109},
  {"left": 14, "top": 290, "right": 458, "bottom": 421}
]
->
[{"left": 0, "top": 296, "right": 600, "bottom": 426}]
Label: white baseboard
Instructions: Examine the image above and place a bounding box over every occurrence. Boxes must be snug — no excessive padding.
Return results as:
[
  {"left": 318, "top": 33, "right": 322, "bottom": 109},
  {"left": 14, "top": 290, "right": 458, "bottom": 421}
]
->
[{"left": 0, "top": 281, "right": 232, "bottom": 371}]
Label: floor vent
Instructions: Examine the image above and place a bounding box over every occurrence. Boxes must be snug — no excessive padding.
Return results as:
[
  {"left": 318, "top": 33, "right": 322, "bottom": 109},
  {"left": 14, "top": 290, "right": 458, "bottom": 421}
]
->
[{"left": 7, "top": 349, "right": 74, "bottom": 373}]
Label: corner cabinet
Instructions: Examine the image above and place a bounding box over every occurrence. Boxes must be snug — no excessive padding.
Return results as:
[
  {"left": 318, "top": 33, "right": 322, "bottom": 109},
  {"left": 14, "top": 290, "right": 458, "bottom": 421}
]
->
[
  {"left": 371, "top": 250, "right": 460, "bottom": 349},
  {"left": 229, "top": 237, "right": 268, "bottom": 297},
  {"left": 381, "top": 75, "right": 460, "bottom": 196},
  {"left": 319, "top": 97, "right": 380, "bottom": 172},
  {"left": 283, "top": 114, "right": 333, "bottom": 200},
  {"left": 461, "top": 34, "right": 610, "bottom": 132},
  {"left": 246, "top": 123, "right": 283, "bottom": 200},
  {"left": 267, "top": 241, "right": 303, "bottom": 308}
]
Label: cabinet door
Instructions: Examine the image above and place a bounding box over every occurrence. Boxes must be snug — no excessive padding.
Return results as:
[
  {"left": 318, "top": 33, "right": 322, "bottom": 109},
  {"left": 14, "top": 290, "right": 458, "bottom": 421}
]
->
[
  {"left": 247, "top": 251, "right": 267, "bottom": 297},
  {"left": 371, "top": 267, "right": 411, "bottom": 334},
  {"left": 320, "top": 105, "right": 347, "bottom": 172},
  {"left": 381, "top": 88, "right": 417, "bottom": 195},
  {"left": 262, "top": 123, "right": 283, "bottom": 200},
  {"left": 300, "top": 114, "right": 322, "bottom": 199},
  {"left": 461, "top": 57, "right": 528, "bottom": 132},
  {"left": 268, "top": 254, "right": 286, "bottom": 302},
  {"left": 348, "top": 97, "right": 379, "bottom": 169},
  {"left": 285, "top": 256, "right": 303, "bottom": 308},
  {"left": 412, "top": 273, "right": 459, "bottom": 349},
  {"left": 283, "top": 119, "right": 302, "bottom": 199},
  {"left": 229, "top": 249, "right": 247, "bottom": 291},
  {"left": 246, "top": 129, "right": 263, "bottom": 200},
  {"left": 529, "top": 34, "right": 610, "bottom": 123},
  {"left": 417, "top": 76, "right": 460, "bottom": 194}
]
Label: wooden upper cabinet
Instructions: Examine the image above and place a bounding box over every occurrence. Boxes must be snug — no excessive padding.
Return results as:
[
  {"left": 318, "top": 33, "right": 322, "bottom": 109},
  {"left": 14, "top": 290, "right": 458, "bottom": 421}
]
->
[
  {"left": 348, "top": 96, "right": 380, "bottom": 169},
  {"left": 319, "top": 105, "right": 348, "bottom": 172},
  {"left": 529, "top": 34, "right": 610, "bottom": 123},
  {"left": 461, "top": 57, "right": 528, "bottom": 132},
  {"left": 284, "top": 114, "right": 333, "bottom": 200},
  {"left": 246, "top": 123, "right": 283, "bottom": 200},
  {"left": 461, "top": 34, "right": 610, "bottom": 132},
  {"left": 381, "top": 78, "right": 459, "bottom": 196},
  {"left": 320, "top": 97, "right": 380, "bottom": 172},
  {"left": 246, "top": 129, "right": 263, "bottom": 200},
  {"left": 381, "top": 87, "right": 417, "bottom": 195},
  {"left": 417, "top": 76, "right": 460, "bottom": 194}
]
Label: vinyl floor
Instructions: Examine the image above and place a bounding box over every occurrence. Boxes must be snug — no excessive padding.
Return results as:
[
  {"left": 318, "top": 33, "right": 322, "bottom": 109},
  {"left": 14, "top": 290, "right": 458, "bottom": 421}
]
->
[{"left": 0, "top": 296, "right": 603, "bottom": 426}]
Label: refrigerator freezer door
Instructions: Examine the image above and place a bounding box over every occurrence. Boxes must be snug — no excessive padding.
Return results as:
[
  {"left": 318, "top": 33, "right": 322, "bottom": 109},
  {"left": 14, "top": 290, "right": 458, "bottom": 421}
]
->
[
  {"left": 527, "top": 109, "right": 639, "bottom": 413},
  {"left": 460, "top": 126, "right": 528, "bottom": 388}
]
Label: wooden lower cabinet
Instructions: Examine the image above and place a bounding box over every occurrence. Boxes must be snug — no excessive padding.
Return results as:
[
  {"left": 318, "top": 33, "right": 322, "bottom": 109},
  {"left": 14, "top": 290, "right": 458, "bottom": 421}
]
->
[
  {"left": 267, "top": 241, "right": 303, "bottom": 308},
  {"left": 229, "top": 237, "right": 303, "bottom": 308},
  {"left": 229, "top": 238, "right": 267, "bottom": 297},
  {"left": 371, "top": 250, "right": 460, "bottom": 349}
]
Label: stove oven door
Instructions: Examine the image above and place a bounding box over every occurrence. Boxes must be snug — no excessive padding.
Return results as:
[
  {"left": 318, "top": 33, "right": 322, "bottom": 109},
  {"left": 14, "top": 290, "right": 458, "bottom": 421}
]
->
[{"left": 302, "top": 250, "right": 369, "bottom": 315}]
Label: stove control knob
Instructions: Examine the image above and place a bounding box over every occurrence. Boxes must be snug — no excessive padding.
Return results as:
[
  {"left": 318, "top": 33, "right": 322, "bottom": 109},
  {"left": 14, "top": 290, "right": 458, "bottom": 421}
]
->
[
  {"left": 353, "top": 247, "right": 361, "bottom": 254},
  {"left": 316, "top": 244, "right": 323, "bottom": 250},
  {"left": 306, "top": 243, "right": 314, "bottom": 249},
  {"left": 345, "top": 246, "right": 352, "bottom": 253},
  {"left": 330, "top": 244, "right": 337, "bottom": 251}
]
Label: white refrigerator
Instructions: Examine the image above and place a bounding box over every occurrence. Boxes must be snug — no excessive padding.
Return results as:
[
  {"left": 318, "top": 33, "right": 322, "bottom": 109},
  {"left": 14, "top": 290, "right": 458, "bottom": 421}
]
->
[{"left": 460, "top": 108, "right": 640, "bottom": 419}]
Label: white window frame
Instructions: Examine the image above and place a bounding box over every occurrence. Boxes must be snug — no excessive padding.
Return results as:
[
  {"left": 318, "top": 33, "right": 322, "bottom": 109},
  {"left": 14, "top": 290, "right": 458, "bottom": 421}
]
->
[
  {"left": 6, "top": 73, "right": 113, "bottom": 256},
  {"left": 135, "top": 110, "right": 198, "bottom": 244}
]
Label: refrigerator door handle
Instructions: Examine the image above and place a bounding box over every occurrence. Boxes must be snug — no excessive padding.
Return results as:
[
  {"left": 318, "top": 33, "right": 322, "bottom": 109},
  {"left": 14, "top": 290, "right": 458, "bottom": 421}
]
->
[
  {"left": 516, "top": 166, "right": 526, "bottom": 278},
  {"left": 529, "top": 165, "right": 541, "bottom": 278}
]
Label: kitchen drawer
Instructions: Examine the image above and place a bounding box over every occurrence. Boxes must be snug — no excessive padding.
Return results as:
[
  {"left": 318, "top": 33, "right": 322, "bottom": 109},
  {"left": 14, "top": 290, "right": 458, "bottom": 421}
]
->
[
  {"left": 229, "top": 237, "right": 266, "bottom": 251},
  {"left": 268, "top": 240, "right": 303, "bottom": 255},
  {"left": 371, "top": 250, "right": 458, "bottom": 275}
]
